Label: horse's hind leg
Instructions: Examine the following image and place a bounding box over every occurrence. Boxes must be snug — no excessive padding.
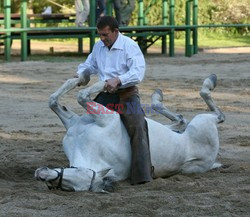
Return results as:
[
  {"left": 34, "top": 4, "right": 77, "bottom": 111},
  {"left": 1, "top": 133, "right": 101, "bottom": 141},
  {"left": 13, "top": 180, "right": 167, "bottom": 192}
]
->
[
  {"left": 200, "top": 74, "right": 225, "bottom": 123},
  {"left": 151, "top": 89, "right": 188, "bottom": 133}
]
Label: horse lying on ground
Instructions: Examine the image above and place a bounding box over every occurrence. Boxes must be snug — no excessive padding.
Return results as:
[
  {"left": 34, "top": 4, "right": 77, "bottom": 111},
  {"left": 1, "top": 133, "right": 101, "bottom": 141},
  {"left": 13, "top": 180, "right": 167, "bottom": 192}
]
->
[{"left": 35, "top": 73, "right": 225, "bottom": 192}]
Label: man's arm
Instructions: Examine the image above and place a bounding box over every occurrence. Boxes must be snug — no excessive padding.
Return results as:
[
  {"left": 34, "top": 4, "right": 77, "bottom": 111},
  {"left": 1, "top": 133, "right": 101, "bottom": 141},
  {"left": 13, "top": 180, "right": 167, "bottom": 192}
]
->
[
  {"left": 75, "top": 52, "right": 98, "bottom": 80},
  {"left": 118, "top": 42, "right": 145, "bottom": 87}
]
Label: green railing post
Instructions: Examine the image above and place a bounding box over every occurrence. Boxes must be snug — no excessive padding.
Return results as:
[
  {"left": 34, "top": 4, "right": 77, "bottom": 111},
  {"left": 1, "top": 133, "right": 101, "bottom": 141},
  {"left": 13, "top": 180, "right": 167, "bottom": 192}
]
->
[
  {"left": 21, "top": 0, "right": 28, "bottom": 61},
  {"left": 138, "top": 0, "right": 144, "bottom": 26},
  {"left": 137, "top": 0, "right": 146, "bottom": 53},
  {"left": 78, "top": 37, "right": 83, "bottom": 54},
  {"left": 169, "top": 0, "right": 175, "bottom": 57},
  {"left": 106, "top": 0, "right": 113, "bottom": 16},
  {"left": 185, "top": 0, "right": 192, "bottom": 57},
  {"left": 89, "top": 0, "right": 96, "bottom": 52},
  {"left": 162, "top": 0, "right": 168, "bottom": 25},
  {"left": 161, "top": 0, "right": 168, "bottom": 54},
  {"left": 4, "top": 0, "right": 11, "bottom": 61},
  {"left": 27, "top": 13, "right": 31, "bottom": 55},
  {"left": 193, "top": 0, "right": 198, "bottom": 54}
]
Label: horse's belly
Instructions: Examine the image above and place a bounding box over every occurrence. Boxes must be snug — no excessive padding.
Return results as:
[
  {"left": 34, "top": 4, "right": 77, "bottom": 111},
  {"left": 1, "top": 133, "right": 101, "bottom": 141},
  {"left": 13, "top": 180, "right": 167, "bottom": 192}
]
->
[{"left": 146, "top": 118, "right": 187, "bottom": 176}]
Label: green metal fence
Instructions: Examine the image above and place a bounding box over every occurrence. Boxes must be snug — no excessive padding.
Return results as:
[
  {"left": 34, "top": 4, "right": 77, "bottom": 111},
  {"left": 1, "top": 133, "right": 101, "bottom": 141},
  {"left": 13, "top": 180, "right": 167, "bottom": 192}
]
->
[
  {"left": 1, "top": 0, "right": 249, "bottom": 61},
  {"left": 1, "top": 0, "right": 200, "bottom": 61}
]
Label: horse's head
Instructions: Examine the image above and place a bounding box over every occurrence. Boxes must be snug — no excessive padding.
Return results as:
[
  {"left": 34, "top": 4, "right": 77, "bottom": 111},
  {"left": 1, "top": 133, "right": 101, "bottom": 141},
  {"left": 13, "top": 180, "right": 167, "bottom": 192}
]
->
[{"left": 35, "top": 167, "right": 115, "bottom": 192}]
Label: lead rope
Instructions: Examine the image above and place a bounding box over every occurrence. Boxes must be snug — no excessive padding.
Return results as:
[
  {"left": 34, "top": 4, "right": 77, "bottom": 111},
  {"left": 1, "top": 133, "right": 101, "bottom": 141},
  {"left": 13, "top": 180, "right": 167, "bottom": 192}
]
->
[
  {"left": 46, "top": 168, "right": 64, "bottom": 190},
  {"left": 88, "top": 169, "right": 96, "bottom": 191},
  {"left": 56, "top": 168, "right": 64, "bottom": 189}
]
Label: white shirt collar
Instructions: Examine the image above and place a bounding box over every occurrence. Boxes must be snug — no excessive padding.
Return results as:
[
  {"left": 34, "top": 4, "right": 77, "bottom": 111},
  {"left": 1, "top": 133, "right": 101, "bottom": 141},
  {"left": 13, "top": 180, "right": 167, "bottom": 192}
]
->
[{"left": 101, "top": 32, "right": 123, "bottom": 50}]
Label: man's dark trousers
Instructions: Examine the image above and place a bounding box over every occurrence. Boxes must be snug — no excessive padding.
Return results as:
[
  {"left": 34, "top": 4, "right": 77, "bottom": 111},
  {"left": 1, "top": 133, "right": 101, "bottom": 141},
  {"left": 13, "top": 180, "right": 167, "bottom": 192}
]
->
[{"left": 94, "top": 86, "right": 153, "bottom": 184}]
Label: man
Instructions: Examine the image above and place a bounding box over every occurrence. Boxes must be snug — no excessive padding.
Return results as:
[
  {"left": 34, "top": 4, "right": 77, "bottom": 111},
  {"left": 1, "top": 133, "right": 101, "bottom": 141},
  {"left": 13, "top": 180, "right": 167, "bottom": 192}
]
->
[
  {"left": 75, "top": 16, "right": 153, "bottom": 185},
  {"left": 96, "top": 0, "right": 105, "bottom": 20},
  {"left": 75, "top": 0, "right": 90, "bottom": 27},
  {"left": 113, "top": 0, "right": 135, "bottom": 25},
  {"left": 112, "top": 0, "right": 121, "bottom": 25},
  {"left": 120, "top": 0, "right": 135, "bottom": 25}
]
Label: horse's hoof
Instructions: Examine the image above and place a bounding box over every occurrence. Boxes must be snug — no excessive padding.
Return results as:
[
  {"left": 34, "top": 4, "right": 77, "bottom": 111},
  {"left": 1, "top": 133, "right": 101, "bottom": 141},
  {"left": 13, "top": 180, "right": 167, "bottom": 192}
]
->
[
  {"left": 49, "top": 95, "right": 58, "bottom": 108},
  {"left": 208, "top": 74, "right": 217, "bottom": 89},
  {"left": 153, "top": 89, "right": 163, "bottom": 101}
]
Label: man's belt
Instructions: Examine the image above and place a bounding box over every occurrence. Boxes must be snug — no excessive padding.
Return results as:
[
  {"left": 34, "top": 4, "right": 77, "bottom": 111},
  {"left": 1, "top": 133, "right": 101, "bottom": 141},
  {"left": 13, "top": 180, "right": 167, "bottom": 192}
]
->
[{"left": 116, "top": 86, "right": 139, "bottom": 100}]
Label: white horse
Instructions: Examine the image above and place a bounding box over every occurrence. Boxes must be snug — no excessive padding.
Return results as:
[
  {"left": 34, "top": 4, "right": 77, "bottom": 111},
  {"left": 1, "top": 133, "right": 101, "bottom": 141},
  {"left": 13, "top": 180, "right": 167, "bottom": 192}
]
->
[{"left": 35, "top": 73, "right": 225, "bottom": 192}]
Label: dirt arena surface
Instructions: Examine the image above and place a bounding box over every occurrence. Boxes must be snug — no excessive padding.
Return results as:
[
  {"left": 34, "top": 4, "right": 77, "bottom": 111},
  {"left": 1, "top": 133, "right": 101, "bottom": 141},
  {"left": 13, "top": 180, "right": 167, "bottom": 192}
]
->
[{"left": 0, "top": 50, "right": 250, "bottom": 216}]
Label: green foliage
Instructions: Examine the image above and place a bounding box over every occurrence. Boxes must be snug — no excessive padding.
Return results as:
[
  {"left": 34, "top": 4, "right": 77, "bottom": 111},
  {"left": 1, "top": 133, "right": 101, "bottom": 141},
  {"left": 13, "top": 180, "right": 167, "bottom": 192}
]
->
[
  {"left": 31, "top": 0, "right": 74, "bottom": 14},
  {"left": 129, "top": 0, "right": 249, "bottom": 35},
  {"left": 4, "top": 0, "right": 249, "bottom": 35},
  {"left": 209, "top": 0, "right": 250, "bottom": 34},
  {"left": 130, "top": 0, "right": 186, "bottom": 26},
  {"left": 10, "top": 0, "right": 21, "bottom": 13},
  {"left": 210, "top": 0, "right": 250, "bottom": 23},
  {"left": 0, "top": 1, "right": 3, "bottom": 13},
  {"left": 1, "top": 0, "right": 74, "bottom": 13},
  {"left": 197, "top": 32, "right": 250, "bottom": 47}
]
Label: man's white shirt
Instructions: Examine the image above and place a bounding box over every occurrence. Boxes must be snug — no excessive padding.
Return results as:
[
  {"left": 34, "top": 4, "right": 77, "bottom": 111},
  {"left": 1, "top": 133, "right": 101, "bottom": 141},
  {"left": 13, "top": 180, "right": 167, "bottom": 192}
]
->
[{"left": 77, "top": 33, "right": 145, "bottom": 88}]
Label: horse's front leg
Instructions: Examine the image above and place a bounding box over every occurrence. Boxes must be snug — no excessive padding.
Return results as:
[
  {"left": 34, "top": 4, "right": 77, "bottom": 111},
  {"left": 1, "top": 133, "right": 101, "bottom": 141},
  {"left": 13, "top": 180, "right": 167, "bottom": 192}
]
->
[
  {"left": 77, "top": 80, "right": 106, "bottom": 107},
  {"left": 77, "top": 81, "right": 118, "bottom": 126},
  {"left": 48, "top": 70, "right": 91, "bottom": 129},
  {"left": 49, "top": 69, "right": 90, "bottom": 104}
]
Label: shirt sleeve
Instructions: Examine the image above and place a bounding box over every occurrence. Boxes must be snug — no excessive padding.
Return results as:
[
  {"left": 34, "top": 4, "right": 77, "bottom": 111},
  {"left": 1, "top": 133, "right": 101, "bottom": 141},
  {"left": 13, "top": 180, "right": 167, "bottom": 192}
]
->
[
  {"left": 76, "top": 51, "right": 98, "bottom": 76},
  {"left": 118, "top": 42, "right": 145, "bottom": 86}
]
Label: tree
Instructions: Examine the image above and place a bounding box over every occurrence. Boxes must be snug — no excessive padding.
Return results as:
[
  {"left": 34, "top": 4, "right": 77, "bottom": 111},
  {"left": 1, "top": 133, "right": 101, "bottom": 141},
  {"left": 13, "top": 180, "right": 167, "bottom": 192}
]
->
[{"left": 31, "top": 0, "right": 74, "bottom": 14}]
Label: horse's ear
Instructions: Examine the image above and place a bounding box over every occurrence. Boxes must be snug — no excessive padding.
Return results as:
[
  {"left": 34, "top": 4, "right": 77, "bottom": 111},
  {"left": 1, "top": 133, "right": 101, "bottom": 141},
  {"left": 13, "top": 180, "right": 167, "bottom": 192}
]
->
[{"left": 97, "top": 168, "right": 111, "bottom": 178}]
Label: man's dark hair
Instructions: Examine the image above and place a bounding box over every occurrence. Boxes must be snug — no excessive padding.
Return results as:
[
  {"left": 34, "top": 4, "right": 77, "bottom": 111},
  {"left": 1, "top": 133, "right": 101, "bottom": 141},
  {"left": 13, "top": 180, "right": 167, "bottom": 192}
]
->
[{"left": 97, "top": 16, "right": 119, "bottom": 32}]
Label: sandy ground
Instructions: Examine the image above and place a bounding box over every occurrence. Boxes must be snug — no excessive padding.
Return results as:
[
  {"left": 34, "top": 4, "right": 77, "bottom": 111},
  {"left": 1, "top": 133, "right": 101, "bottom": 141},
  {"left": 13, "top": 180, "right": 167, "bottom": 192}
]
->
[{"left": 0, "top": 46, "right": 250, "bottom": 216}]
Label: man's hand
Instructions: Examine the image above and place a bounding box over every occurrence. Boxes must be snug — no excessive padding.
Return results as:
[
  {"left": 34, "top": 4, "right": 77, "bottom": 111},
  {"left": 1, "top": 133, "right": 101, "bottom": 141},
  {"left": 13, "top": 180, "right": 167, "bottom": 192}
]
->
[{"left": 105, "top": 77, "right": 121, "bottom": 93}]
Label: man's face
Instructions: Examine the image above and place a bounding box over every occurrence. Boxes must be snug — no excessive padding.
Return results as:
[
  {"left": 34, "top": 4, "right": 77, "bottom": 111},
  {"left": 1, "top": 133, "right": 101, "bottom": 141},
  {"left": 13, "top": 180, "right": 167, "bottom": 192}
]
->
[{"left": 97, "top": 26, "right": 119, "bottom": 47}]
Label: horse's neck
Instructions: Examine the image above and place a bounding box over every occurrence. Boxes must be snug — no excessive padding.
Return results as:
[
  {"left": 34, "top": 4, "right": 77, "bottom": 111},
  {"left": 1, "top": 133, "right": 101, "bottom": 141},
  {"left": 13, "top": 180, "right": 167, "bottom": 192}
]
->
[{"left": 64, "top": 114, "right": 131, "bottom": 173}]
